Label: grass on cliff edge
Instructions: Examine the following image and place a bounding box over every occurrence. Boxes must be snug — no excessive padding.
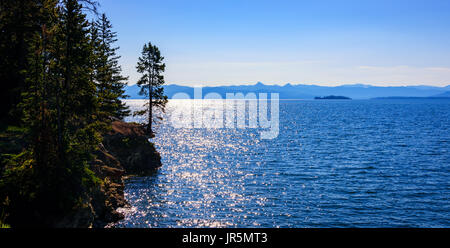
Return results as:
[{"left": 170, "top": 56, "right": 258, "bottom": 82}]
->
[{"left": 0, "top": 219, "right": 10, "bottom": 228}]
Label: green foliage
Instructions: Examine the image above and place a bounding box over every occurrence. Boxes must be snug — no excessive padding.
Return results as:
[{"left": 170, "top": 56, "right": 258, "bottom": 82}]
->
[
  {"left": 91, "top": 13, "right": 130, "bottom": 122},
  {"left": 135, "top": 42, "right": 168, "bottom": 134},
  {"left": 0, "top": 152, "right": 40, "bottom": 225},
  {"left": 0, "top": 0, "right": 43, "bottom": 124},
  {"left": 0, "top": 204, "right": 10, "bottom": 228},
  {"left": 0, "top": 223, "right": 10, "bottom": 229},
  {"left": 0, "top": 0, "right": 129, "bottom": 227},
  {"left": 0, "top": 150, "right": 100, "bottom": 226}
]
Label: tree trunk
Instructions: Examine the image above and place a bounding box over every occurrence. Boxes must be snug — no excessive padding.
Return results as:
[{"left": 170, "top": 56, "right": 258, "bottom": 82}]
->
[
  {"left": 148, "top": 66, "right": 153, "bottom": 135},
  {"left": 56, "top": 83, "right": 63, "bottom": 161}
]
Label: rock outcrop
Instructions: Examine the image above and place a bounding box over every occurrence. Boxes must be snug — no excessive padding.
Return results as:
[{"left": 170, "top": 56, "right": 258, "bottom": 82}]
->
[
  {"left": 88, "top": 121, "right": 162, "bottom": 227},
  {"left": 89, "top": 144, "right": 127, "bottom": 227},
  {"left": 103, "top": 121, "right": 162, "bottom": 175},
  {"left": 0, "top": 121, "right": 160, "bottom": 228}
]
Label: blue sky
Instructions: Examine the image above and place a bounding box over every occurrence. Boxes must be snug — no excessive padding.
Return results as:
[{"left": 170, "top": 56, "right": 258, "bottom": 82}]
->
[{"left": 96, "top": 0, "right": 450, "bottom": 87}]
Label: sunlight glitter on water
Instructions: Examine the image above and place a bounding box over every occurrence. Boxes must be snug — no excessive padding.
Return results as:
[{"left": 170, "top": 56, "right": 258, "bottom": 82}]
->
[
  {"left": 119, "top": 100, "right": 263, "bottom": 227},
  {"left": 116, "top": 99, "right": 450, "bottom": 228}
]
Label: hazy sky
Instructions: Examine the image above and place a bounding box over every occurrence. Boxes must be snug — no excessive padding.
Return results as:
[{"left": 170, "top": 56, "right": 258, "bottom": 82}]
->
[{"left": 96, "top": 0, "right": 450, "bottom": 87}]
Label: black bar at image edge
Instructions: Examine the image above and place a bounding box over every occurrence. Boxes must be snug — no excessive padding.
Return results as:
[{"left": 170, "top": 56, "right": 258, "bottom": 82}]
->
[{"left": 0, "top": 228, "right": 447, "bottom": 246}]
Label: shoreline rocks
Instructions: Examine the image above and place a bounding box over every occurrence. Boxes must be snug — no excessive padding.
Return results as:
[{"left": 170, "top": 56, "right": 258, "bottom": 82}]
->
[
  {"left": 103, "top": 121, "right": 162, "bottom": 175},
  {"left": 0, "top": 121, "right": 160, "bottom": 228},
  {"left": 88, "top": 121, "right": 162, "bottom": 227}
]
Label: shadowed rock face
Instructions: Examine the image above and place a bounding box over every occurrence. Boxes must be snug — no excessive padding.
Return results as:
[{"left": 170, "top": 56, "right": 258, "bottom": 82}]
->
[
  {"left": 55, "top": 143, "right": 129, "bottom": 228},
  {"left": 74, "top": 121, "right": 162, "bottom": 228},
  {"left": 89, "top": 144, "right": 127, "bottom": 227},
  {"left": 1, "top": 121, "right": 162, "bottom": 228},
  {"left": 103, "top": 121, "right": 162, "bottom": 175}
]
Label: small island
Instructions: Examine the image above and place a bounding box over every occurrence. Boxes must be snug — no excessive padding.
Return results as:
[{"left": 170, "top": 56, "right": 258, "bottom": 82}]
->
[{"left": 315, "top": 95, "right": 352, "bottom": 100}]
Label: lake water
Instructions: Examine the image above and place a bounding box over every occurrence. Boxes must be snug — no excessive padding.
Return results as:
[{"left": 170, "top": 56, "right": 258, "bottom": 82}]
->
[{"left": 116, "top": 99, "right": 450, "bottom": 228}]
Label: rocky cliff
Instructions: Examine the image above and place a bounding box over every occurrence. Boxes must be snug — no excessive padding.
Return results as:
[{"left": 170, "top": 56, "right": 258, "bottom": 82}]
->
[
  {"left": 62, "top": 121, "right": 162, "bottom": 228},
  {"left": 0, "top": 121, "right": 160, "bottom": 228},
  {"left": 93, "top": 121, "right": 162, "bottom": 227},
  {"left": 103, "top": 121, "right": 162, "bottom": 175}
]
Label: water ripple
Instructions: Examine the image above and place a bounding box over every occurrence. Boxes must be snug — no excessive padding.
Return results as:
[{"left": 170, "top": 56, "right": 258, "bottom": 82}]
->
[{"left": 116, "top": 99, "right": 450, "bottom": 228}]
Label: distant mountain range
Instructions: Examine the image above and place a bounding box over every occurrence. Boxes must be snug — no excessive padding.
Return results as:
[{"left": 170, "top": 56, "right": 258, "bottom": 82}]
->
[
  {"left": 125, "top": 82, "right": 450, "bottom": 100},
  {"left": 433, "top": 91, "right": 450, "bottom": 98}
]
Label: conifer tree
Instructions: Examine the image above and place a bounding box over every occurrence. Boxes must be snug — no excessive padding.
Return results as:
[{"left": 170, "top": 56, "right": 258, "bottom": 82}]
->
[
  {"left": 0, "top": 0, "right": 137, "bottom": 227},
  {"left": 0, "top": 0, "right": 102, "bottom": 226},
  {"left": 21, "top": 0, "right": 60, "bottom": 169},
  {"left": 53, "top": 0, "right": 101, "bottom": 201},
  {"left": 135, "top": 42, "right": 168, "bottom": 135},
  {"left": 0, "top": 0, "right": 62, "bottom": 226},
  {"left": 92, "top": 13, "right": 129, "bottom": 122},
  {"left": 0, "top": 0, "right": 43, "bottom": 124}
]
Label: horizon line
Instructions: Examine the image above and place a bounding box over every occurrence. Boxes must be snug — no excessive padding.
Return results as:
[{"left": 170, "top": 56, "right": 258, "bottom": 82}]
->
[{"left": 126, "top": 82, "right": 450, "bottom": 88}]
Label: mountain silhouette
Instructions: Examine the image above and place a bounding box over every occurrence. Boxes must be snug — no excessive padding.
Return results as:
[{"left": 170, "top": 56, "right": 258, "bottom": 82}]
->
[
  {"left": 432, "top": 91, "right": 450, "bottom": 98},
  {"left": 125, "top": 82, "right": 450, "bottom": 100}
]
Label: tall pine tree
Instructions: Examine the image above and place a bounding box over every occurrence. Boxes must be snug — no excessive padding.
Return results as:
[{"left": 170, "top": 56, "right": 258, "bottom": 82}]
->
[
  {"left": 51, "top": 0, "right": 101, "bottom": 212},
  {"left": 0, "top": 0, "right": 103, "bottom": 226},
  {"left": 92, "top": 13, "right": 129, "bottom": 122},
  {"left": 1, "top": 0, "right": 62, "bottom": 226},
  {"left": 0, "top": 0, "right": 136, "bottom": 227},
  {"left": 0, "top": 0, "right": 43, "bottom": 125},
  {"left": 135, "top": 42, "right": 168, "bottom": 135}
]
